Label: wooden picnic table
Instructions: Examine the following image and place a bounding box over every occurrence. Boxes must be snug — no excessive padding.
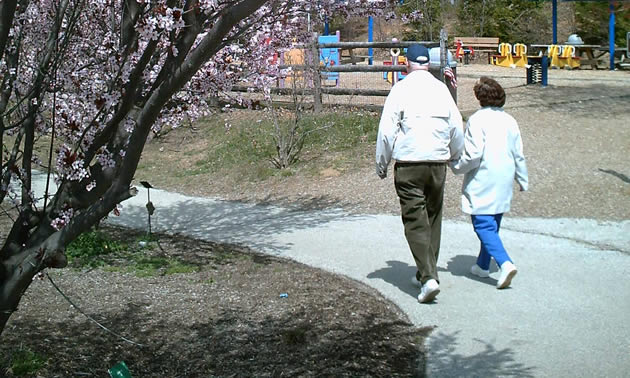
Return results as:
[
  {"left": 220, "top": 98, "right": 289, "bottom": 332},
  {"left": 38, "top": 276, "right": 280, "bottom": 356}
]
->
[{"left": 530, "top": 44, "right": 626, "bottom": 69}]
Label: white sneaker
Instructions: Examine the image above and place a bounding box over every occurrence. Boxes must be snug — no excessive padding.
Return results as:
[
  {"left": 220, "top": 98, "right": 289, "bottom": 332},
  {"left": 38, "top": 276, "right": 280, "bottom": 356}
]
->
[
  {"left": 497, "top": 261, "right": 517, "bottom": 289},
  {"left": 418, "top": 279, "right": 440, "bottom": 303},
  {"left": 470, "top": 264, "right": 490, "bottom": 278}
]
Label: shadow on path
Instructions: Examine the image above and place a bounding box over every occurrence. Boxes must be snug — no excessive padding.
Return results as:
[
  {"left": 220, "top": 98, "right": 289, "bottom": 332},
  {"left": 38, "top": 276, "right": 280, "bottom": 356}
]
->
[
  {"left": 427, "top": 330, "right": 536, "bottom": 377},
  {"left": 366, "top": 260, "right": 418, "bottom": 299},
  {"left": 441, "top": 254, "right": 498, "bottom": 287},
  {"left": 111, "top": 197, "right": 357, "bottom": 254}
]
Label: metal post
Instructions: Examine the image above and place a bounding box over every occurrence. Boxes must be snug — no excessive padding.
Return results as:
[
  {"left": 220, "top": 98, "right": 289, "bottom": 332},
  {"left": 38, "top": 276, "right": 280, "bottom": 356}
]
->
[
  {"left": 140, "top": 181, "right": 155, "bottom": 235},
  {"left": 609, "top": 0, "right": 616, "bottom": 71},
  {"left": 368, "top": 16, "right": 374, "bottom": 65},
  {"left": 542, "top": 55, "right": 548, "bottom": 87},
  {"left": 391, "top": 38, "right": 399, "bottom": 85},
  {"left": 146, "top": 188, "right": 151, "bottom": 234}
]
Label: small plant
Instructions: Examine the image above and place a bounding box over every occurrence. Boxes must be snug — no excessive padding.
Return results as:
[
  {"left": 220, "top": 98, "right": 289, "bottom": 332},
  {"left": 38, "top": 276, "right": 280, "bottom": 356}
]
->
[
  {"left": 66, "top": 229, "right": 125, "bottom": 268},
  {"left": 6, "top": 347, "right": 46, "bottom": 376},
  {"left": 130, "top": 256, "right": 199, "bottom": 277}
]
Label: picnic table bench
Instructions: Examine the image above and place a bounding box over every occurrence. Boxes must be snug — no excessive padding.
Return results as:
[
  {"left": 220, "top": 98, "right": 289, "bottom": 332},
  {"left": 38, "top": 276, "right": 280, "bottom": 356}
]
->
[{"left": 453, "top": 37, "right": 500, "bottom": 63}]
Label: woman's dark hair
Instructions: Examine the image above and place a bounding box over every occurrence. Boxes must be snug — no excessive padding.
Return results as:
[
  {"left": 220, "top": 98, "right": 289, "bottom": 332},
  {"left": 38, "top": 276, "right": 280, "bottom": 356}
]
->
[{"left": 473, "top": 76, "right": 506, "bottom": 107}]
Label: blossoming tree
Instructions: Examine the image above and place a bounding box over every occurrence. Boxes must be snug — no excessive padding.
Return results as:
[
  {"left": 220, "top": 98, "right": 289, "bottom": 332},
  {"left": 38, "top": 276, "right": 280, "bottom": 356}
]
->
[{"left": 0, "top": 0, "right": 395, "bottom": 335}]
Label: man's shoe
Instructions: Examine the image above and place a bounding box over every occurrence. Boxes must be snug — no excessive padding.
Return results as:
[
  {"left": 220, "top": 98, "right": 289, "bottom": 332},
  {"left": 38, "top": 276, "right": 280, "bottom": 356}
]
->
[
  {"left": 418, "top": 279, "right": 440, "bottom": 303},
  {"left": 497, "top": 261, "right": 517, "bottom": 289},
  {"left": 470, "top": 264, "right": 490, "bottom": 278}
]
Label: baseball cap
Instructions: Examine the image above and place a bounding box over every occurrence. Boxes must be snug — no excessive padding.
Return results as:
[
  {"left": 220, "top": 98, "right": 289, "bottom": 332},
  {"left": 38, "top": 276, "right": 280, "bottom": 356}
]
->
[{"left": 406, "top": 43, "right": 430, "bottom": 64}]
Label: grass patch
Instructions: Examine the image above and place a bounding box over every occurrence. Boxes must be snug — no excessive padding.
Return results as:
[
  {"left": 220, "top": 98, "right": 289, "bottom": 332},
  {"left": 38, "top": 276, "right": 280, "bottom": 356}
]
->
[
  {"left": 66, "top": 230, "right": 126, "bottom": 268},
  {"left": 4, "top": 347, "right": 46, "bottom": 376},
  {"left": 66, "top": 229, "right": 200, "bottom": 276},
  {"left": 129, "top": 255, "right": 199, "bottom": 277},
  {"left": 182, "top": 109, "right": 379, "bottom": 180}
]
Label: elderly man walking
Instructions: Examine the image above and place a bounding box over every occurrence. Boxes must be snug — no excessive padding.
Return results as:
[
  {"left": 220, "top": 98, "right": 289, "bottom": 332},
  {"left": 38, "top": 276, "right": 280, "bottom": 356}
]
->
[{"left": 376, "top": 44, "right": 464, "bottom": 303}]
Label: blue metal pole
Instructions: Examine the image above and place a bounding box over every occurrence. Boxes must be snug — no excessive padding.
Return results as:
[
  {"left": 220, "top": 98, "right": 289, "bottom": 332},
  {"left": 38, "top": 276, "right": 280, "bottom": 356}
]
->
[
  {"left": 368, "top": 16, "right": 374, "bottom": 65},
  {"left": 609, "top": 0, "right": 615, "bottom": 70},
  {"left": 324, "top": 18, "right": 329, "bottom": 36},
  {"left": 542, "top": 55, "right": 548, "bottom": 87},
  {"left": 552, "top": 0, "right": 557, "bottom": 44}
]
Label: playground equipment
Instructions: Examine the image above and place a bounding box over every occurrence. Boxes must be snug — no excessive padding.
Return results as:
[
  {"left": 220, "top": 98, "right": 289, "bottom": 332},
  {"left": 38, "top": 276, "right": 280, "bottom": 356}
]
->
[
  {"left": 318, "top": 34, "right": 340, "bottom": 85},
  {"left": 526, "top": 55, "right": 548, "bottom": 86},
  {"left": 557, "top": 45, "right": 581, "bottom": 69},
  {"left": 454, "top": 39, "right": 475, "bottom": 64},
  {"left": 512, "top": 43, "right": 528, "bottom": 68},
  {"left": 546, "top": 44, "right": 580, "bottom": 69},
  {"left": 547, "top": 44, "right": 562, "bottom": 68},
  {"left": 280, "top": 34, "right": 340, "bottom": 87},
  {"left": 491, "top": 43, "right": 514, "bottom": 67},
  {"left": 383, "top": 40, "right": 407, "bottom": 84}
]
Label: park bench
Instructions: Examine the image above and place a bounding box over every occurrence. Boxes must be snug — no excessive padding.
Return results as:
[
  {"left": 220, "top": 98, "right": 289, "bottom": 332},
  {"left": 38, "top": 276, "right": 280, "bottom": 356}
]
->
[{"left": 453, "top": 37, "right": 500, "bottom": 64}]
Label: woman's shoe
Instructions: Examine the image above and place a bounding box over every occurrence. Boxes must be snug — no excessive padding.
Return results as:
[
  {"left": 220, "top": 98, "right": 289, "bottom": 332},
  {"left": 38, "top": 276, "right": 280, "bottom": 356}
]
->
[
  {"left": 497, "top": 261, "right": 517, "bottom": 289},
  {"left": 470, "top": 264, "right": 490, "bottom": 278}
]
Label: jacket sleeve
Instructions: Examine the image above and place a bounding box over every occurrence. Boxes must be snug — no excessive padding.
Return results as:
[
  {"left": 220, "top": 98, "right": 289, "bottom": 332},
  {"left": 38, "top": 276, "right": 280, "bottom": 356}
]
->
[
  {"left": 375, "top": 90, "right": 400, "bottom": 178},
  {"left": 513, "top": 128, "right": 529, "bottom": 191},
  {"left": 447, "top": 98, "right": 464, "bottom": 162},
  {"left": 450, "top": 117, "right": 484, "bottom": 174}
]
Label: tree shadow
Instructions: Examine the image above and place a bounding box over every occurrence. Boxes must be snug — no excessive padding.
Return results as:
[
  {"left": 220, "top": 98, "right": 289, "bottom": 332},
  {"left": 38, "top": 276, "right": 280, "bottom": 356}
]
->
[
  {"left": 598, "top": 168, "right": 630, "bottom": 184},
  {"left": 109, "top": 189, "right": 359, "bottom": 254},
  {"left": 1, "top": 301, "right": 428, "bottom": 377},
  {"left": 426, "top": 330, "right": 536, "bottom": 377}
]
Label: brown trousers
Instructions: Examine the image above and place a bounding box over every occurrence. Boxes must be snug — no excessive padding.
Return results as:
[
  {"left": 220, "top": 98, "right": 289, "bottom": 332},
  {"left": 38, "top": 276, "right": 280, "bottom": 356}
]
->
[{"left": 394, "top": 162, "right": 446, "bottom": 285}]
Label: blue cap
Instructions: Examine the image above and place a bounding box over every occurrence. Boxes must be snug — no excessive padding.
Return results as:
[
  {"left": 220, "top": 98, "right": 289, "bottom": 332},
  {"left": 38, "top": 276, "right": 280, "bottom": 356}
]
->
[{"left": 406, "top": 43, "right": 430, "bottom": 64}]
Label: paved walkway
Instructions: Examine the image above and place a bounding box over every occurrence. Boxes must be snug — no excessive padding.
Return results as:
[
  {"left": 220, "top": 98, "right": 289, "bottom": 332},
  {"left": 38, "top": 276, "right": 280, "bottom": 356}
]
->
[
  {"left": 30, "top": 172, "right": 630, "bottom": 376},
  {"left": 102, "top": 186, "right": 630, "bottom": 377}
]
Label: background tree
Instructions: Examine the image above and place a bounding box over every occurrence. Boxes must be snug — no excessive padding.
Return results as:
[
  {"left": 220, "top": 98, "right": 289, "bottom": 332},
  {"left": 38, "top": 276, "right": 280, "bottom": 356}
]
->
[
  {"left": 0, "top": 0, "right": 395, "bottom": 336},
  {"left": 574, "top": 1, "right": 630, "bottom": 45},
  {"left": 455, "top": 0, "right": 548, "bottom": 44},
  {"left": 399, "top": 0, "right": 454, "bottom": 41}
]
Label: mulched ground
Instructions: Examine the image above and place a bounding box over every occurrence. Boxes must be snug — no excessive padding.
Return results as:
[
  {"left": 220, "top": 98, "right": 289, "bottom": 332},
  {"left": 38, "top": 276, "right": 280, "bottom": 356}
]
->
[{"left": 1, "top": 225, "right": 429, "bottom": 377}]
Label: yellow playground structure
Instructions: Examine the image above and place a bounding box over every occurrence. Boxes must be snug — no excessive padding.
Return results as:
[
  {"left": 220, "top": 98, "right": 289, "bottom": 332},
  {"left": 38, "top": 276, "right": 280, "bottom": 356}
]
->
[
  {"left": 551, "top": 45, "right": 581, "bottom": 69},
  {"left": 491, "top": 42, "right": 580, "bottom": 69},
  {"left": 490, "top": 43, "right": 529, "bottom": 68}
]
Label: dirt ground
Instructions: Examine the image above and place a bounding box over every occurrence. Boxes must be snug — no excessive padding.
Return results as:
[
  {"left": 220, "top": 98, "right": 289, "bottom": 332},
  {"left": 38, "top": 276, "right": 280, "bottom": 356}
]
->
[
  {"left": 138, "top": 64, "right": 630, "bottom": 221},
  {"left": 1, "top": 64, "right": 628, "bottom": 377},
  {"left": 1, "top": 224, "right": 428, "bottom": 377}
]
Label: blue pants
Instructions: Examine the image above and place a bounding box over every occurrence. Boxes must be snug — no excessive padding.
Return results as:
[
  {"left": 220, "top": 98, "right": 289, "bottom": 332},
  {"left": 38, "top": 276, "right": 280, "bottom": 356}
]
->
[{"left": 471, "top": 214, "right": 513, "bottom": 270}]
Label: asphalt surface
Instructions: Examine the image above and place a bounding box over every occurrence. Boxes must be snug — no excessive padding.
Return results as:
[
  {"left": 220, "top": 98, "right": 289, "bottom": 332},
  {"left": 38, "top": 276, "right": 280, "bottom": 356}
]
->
[{"left": 102, "top": 186, "right": 630, "bottom": 378}]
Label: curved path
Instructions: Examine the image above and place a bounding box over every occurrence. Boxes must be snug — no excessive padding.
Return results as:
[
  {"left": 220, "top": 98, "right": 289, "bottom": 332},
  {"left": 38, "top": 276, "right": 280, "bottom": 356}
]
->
[
  {"left": 30, "top": 172, "right": 630, "bottom": 376},
  {"left": 100, "top": 186, "right": 630, "bottom": 377}
]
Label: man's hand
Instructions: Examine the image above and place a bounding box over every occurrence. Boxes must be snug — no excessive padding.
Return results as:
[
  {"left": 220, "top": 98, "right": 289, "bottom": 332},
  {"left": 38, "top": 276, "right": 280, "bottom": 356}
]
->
[{"left": 376, "top": 165, "right": 387, "bottom": 179}]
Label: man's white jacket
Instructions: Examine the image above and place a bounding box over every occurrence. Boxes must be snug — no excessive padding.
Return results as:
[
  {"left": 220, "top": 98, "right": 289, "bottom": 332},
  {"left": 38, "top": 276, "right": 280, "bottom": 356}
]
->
[
  {"left": 376, "top": 70, "right": 464, "bottom": 178},
  {"left": 450, "top": 107, "right": 529, "bottom": 215}
]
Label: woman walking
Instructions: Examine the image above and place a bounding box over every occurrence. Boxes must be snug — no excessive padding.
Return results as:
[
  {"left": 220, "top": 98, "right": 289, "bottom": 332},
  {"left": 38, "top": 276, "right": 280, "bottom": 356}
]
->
[{"left": 451, "top": 77, "right": 528, "bottom": 289}]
